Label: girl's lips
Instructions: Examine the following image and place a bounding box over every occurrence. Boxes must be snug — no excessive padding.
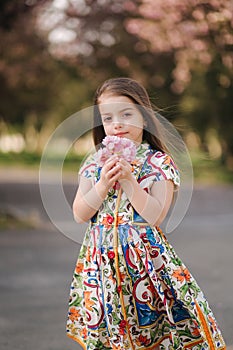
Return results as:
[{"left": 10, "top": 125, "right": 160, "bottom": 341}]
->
[{"left": 115, "top": 132, "right": 128, "bottom": 137}]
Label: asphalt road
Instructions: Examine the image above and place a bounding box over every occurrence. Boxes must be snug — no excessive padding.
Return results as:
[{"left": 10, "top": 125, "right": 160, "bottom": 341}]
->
[{"left": 0, "top": 170, "right": 233, "bottom": 349}]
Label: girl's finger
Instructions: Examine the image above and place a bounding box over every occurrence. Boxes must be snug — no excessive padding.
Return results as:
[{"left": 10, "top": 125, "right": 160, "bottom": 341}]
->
[
  {"left": 105, "top": 155, "right": 118, "bottom": 164},
  {"left": 106, "top": 164, "right": 121, "bottom": 178},
  {"left": 110, "top": 171, "right": 122, "bottom": 184},
  {"left": 117, "top": 160, "right": 128, "bottom": 172},
  {"left": 104, "top": 157, "right": 118, "bottom": 170},
  {"left": 118, "top": 158, "right": 126, "bottom": 164}
]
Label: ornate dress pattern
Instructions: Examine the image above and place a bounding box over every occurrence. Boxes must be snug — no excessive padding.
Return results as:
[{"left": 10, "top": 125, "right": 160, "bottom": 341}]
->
[{"left": 66, "top": 142, "right": 226, "bottom": 350}]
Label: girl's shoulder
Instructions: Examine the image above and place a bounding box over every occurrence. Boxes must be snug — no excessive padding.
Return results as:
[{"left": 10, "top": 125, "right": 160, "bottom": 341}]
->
[
  {"left": 78, "top": 152, "right": 97, "bottom": 179},
  {"left": 146, "top": 150, "right": 180, "bottom": 187},
  {"left": 149, "top": 150, "right": 176, "bottom": 167}
]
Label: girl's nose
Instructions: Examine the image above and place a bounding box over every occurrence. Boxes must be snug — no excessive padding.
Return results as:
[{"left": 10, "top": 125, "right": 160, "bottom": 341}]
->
[{"left": 113, "top": 120, "right": 123, "bottom": 129}]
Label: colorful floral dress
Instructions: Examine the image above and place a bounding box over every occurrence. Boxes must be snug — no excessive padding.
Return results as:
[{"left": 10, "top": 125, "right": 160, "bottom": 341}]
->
[{"left": 66, "top": 142, "right": 226, "bottom": 350}]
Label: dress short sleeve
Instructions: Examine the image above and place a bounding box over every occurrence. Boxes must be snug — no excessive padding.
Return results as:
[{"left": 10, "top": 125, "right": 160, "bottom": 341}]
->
[
  {"left": 147, "top": 151, "right": 180, "bottom": 187},
  {"left": 78, "top": 154, "right": 96, "bottom": 179}
]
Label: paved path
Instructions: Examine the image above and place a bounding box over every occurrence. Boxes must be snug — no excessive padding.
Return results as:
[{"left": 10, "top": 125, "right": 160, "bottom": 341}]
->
[{"left": 0, "top": 170, "right": 233, "bottom": 349}]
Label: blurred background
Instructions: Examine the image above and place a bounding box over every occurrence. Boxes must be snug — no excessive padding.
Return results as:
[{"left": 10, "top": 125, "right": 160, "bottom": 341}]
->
[
  {"left": 0, "top": 1, "right": 233, "bottom": 349},
  {"left": 0, "top": 0, "right": 233, "bottom": 180}
]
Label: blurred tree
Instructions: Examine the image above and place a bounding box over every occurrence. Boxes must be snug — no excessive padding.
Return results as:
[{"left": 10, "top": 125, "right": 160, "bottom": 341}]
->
[
  {"left": 0, "top": 0, "right": 52, "bottom": 127},
  {"left": 1, "top": 0, "right": 233, "bottom": 167},
  {"left": 0, "top": 0, "right": 93, "bottom": 151},
  {"left": 125, "top": 0, "right": 233, "bottom": 166},
  {"left": 37, "top": 0, "right": 233, "bottom": 167},
  {"left": 36, "top": 0, "right": 177, "bottom": 107}
]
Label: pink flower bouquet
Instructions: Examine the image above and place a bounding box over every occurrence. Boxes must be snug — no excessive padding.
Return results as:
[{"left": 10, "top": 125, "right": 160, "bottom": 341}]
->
[{"left": 96, "top": 135, "right": 137, "bottom": 167}]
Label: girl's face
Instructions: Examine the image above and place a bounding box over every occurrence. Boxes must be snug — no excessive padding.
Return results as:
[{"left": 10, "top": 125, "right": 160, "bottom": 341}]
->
[{"left": 98, "top": 94, "right": 144, "bottom": 145}]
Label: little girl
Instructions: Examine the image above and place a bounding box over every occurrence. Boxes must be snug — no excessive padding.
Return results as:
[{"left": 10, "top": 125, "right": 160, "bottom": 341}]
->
[{"left": 66, "top": 78, "right": 226, "bottom": 349}]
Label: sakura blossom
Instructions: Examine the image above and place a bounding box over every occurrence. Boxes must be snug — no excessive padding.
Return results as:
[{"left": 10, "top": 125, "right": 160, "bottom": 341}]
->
[{"left": 125, "top": 0, "right": 233, "bottom": 92}]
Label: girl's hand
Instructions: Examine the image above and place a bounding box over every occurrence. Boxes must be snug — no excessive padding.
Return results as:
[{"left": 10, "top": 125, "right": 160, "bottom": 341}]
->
[
  {"left": 99, "top": 155, "right": 121, "bottom": 190},
  {"left": 117, "top": 158, "right": 133, "bottom": 184}
]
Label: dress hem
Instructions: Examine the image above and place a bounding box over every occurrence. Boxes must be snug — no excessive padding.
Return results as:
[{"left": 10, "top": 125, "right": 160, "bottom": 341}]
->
[{"left": 67, "top": 332, "right": 212, "bottom": 350}]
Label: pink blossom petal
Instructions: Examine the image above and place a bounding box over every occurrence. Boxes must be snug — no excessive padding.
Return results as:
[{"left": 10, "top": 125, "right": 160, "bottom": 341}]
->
[{"left": 96, "top": 135, "right": 137, "bottom": 166}]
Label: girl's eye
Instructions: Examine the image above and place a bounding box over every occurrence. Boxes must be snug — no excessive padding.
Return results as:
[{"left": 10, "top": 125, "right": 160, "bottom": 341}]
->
[
  {"left": 122, "top": 112, "right": 132, "bottom": 118},
  {"left": 102, "top": 116, "right": 112, "bottom": 123}
]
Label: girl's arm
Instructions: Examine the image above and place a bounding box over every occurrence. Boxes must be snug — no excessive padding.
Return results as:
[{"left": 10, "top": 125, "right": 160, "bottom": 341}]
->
[
  {"left": 73, "top": 156, "right": 121, "bottom": 223},
  {"left": 117, "top": 159, "right": 174, "bottom": 226}
]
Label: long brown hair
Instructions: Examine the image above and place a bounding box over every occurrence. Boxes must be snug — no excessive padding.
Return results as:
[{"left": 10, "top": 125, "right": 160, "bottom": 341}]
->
[{"left": 93, "top": 77, "right": 168, "bottom": 152}]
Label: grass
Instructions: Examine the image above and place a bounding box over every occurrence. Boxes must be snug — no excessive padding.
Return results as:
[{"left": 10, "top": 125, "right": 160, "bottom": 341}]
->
[
  {"left": 0, "top": 151, "right": 83, "bottom": 169},
  {"left": 0, "top": 210, "right": 38, "bottom": 230},
  {"left": 190, "top": 150, "right": 233, "bottom": 184}
]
